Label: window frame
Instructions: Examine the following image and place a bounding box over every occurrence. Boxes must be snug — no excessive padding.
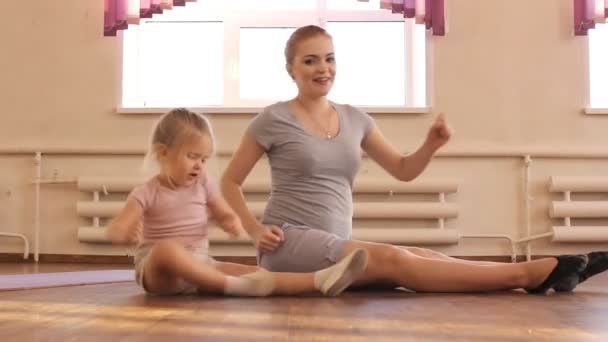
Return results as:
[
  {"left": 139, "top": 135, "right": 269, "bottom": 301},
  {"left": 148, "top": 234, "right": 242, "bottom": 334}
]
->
[
  {"left": 118, "top": 0, "right": 430, "bottom": 114},
  {"left": 586, "top": 24, "right": 608, "bottom": 115}
]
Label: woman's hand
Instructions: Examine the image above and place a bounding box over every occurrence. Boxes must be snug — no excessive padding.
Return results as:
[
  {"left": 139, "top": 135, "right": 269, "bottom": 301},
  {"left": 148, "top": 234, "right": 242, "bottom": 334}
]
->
[
  {"left": 251, "top": 224, "right": 284, "bottom": 253},
  {"left": 424, "top": 113, "right": 452, "bottom": 151}
]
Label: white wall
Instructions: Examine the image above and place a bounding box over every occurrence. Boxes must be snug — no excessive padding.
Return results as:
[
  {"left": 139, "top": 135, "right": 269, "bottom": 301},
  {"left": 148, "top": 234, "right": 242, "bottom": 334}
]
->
[{"left": 0, "top": 0, "right": 606, "bottom": 257}]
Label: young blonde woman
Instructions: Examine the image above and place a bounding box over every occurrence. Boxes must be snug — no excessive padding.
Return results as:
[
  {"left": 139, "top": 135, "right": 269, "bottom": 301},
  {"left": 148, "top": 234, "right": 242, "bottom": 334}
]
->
[{"left": 222, "top": 25, "right": 608, "bottom": 294}]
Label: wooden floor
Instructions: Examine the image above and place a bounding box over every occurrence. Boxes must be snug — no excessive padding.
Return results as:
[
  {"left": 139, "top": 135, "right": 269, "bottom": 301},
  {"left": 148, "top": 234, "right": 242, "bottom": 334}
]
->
[{"left": 1, "top": 263, "right": 608, "bottom": 341}]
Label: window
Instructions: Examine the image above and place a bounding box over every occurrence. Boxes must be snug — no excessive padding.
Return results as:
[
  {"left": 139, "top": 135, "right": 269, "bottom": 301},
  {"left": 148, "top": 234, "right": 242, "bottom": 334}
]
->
[
  {"left": 121, "top": 0, "right": 427, "bottom": 109},
  {"left": 589, "top": 24, "right": 608, "bottom": 109}
]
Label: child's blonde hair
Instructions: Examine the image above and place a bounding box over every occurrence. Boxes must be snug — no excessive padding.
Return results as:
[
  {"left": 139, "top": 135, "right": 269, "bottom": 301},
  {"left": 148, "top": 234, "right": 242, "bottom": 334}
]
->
[{"left": 142, "top": 108, "right": 215, "bottom": 176}]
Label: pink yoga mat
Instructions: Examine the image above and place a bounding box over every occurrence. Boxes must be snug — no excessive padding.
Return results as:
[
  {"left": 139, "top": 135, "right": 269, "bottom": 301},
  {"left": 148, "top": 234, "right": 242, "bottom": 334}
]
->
[{"left": 0, "top": 270, "right": 135, "bottom": 291}]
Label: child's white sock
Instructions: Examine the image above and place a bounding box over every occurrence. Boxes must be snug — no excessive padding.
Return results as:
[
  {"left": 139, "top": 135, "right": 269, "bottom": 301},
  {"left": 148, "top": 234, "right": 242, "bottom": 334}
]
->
[
  {"left": 224, "top": 270, "right": 275, "bottom": 296},
  {"left": 313, "top": 248, "right": 368, "bottom": 296}
]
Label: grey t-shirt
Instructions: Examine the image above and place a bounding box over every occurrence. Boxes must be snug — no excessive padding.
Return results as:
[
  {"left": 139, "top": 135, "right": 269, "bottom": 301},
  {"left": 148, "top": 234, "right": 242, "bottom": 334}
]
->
[{"left": 246, "top": 101, "right": 375, "bottom": 239}]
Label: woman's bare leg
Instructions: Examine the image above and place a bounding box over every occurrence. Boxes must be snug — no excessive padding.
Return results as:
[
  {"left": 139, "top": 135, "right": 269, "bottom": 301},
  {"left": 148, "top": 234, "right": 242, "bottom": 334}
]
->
[
  {"left": 401, "top": 246, "right": 503, "bottom": 266},
  {"left": 340, "top": 240, "right": 562, "bottom": 292}
]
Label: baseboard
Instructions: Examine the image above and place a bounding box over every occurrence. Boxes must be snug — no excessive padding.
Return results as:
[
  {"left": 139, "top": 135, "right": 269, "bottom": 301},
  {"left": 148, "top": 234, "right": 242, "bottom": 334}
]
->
[
  {"left": 0, "top": 253, "right": 257, "bottom": 265},
  {"left": 0, "top": 253, "right": 548, "bottom": 264}
]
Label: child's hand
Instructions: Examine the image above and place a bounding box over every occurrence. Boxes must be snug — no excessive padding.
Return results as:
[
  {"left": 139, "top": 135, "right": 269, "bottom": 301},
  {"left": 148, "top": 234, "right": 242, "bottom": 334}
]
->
[
  {"left": 126, "top": 222, "right": 143, "bottom": 244},
  {"left": 221, "top": 215, "right": 246, "bottom": 239},
  {"left": 424, "top": 113, "right": 452, "bottom": 151},
  {"left": 107, "top": 198, "right": 144, "bottom": 245}
]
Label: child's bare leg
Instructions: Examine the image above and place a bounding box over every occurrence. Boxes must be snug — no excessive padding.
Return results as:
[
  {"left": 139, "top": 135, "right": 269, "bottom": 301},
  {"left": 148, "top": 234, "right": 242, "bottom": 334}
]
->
[
  {"left": 214, "top": 261, "right": 318, "bottom": 294},
  {"left": 214, "top": 261, "right": 259, "bottom": 276},
  {"left": 145, "top": 243, "right": 368, "bottom": 296},
  {"left": 143, "top": 240, "right": 227, "bottom": 294},
  {"left": 144, "top": 241, "right": 278, "bottom": 296},
  {"left": 215, "top": 249, "right": 369, "bottom": 296}
]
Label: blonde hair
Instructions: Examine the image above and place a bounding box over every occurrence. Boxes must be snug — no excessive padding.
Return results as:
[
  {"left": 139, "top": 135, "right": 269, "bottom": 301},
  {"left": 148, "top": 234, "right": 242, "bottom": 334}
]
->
[
  {"left": 142, "top": 108, "right": 215, "bottom": 176},
  {"left": 284, "top": 25, "right": 332, "bottom": 65}
]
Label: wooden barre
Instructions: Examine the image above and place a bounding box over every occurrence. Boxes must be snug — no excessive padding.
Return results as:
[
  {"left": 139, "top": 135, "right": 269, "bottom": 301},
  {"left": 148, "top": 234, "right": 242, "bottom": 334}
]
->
[
  {"left": 552, "top": 226, "right": 608, "bottom": 242},
  {"left": 78, "top": 226, "right": 460, "bottom": 245},
  {"left": 550, "top": 201, "right": 608, "bottom": 218},
  {"left": 353, "top": 228, "right": 459, "bottom": 245},
  {"left": 77, "top": 176, "right": 458, "bottom": 194},
  {"left": 76, "top": 201, "right": 458, "bottom": 219},
  {"left": 77, "top": 226, "right": 252, "bottom": 244},
  {"left": 550, "top": 176, "right": 608, "bottom": 193}
]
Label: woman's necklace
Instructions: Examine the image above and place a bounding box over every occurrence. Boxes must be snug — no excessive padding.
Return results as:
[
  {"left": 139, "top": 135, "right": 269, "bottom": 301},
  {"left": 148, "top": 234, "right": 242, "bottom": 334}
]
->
[
  {"left": 311, "top": 111, "right": 333, "bottom": 139},
  {"left": 296, "top": 99, "right": 334, "bottom": 139}
]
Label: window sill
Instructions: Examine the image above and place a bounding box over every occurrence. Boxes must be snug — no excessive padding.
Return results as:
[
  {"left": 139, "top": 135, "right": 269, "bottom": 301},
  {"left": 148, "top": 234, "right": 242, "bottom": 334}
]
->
[
  {"left": 116, "top": 106, "right": 431, "bottom": 115},
  {"left": 585, "top": 108, "right": 608, "bottom": 115}
]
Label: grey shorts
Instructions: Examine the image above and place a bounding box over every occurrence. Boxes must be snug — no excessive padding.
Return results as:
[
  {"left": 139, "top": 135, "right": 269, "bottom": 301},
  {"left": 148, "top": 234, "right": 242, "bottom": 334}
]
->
[
  {"left": 134, "top": 240, "right": 214, "bottom": 295},
  {"left": 258, "top": 223, "right": 349, "bottom": 272}
]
